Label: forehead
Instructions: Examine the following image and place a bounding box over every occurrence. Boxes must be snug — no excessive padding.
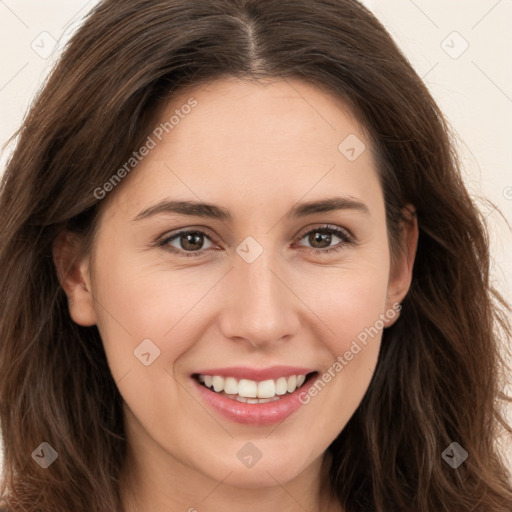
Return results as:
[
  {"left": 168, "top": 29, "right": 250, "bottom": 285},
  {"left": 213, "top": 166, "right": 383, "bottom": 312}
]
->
[
  {"left": 162, "top": 76, "right": 366, "bottom": 157},
  {"left": 104, "top": 77, "right": 381, "bottom": 221}
]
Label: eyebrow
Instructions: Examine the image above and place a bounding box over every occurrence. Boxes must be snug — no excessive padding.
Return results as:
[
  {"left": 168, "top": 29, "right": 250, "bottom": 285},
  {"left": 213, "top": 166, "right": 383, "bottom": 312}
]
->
[{"left": 132, "top": 196, "right": 370, "bottom": 222}]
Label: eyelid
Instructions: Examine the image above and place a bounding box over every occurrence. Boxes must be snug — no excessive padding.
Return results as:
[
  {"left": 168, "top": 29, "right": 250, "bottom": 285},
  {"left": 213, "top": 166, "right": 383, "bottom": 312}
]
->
[
  {"left": 156, "top": 223, "right": 356, "bottom": 257},
  {"left": 155, "top": 226, "right": 219, "bottom": 251},
  {"left": 294, "top": 223, "right": 354, "bottom": 244}
]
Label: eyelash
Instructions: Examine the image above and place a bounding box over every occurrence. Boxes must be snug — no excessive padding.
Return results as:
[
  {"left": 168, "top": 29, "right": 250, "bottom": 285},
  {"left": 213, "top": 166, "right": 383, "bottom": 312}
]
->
[{"left": 155, "top": 225, "right": 355, "bottom": 258}]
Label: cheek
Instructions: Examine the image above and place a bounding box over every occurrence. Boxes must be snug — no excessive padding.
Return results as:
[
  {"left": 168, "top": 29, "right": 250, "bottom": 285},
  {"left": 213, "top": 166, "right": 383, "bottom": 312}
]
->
[
  {"left": 94, "top": 213, "right": 218, "bottom": 321},
  {"left": 89, "top": 243, "right": 201, "bottom": 384},
  {"left": 290, "top": 255, "right": 390, "bottom": 425},
  {"left": 292, "top": 255, "right": 390, "bottom": 353},
  {"left": 89, "top": 256, "right": 200, "bottom": 450}
]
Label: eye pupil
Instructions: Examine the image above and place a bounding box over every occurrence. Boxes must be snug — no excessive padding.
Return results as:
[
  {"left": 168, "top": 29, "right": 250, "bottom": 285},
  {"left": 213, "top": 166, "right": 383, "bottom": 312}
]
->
[
  {"left": 310, "top": 231, "right": 332, "bottom": 249},
  {"left": 181, "top": 232, "right": 204, "bottom": 251}
]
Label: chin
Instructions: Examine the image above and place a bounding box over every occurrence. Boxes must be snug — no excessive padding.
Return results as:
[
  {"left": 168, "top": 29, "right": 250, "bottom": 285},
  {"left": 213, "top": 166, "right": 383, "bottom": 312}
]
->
[
  {"left": 201, "top": 449, "right": 315, "bottom": 489},
  {"left": 221, "top": 463, "right": 303, "bottom": 489}
]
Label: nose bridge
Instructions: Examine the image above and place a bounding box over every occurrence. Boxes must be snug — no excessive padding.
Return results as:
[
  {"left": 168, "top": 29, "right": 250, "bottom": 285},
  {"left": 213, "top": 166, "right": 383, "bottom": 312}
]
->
[{"left": 219, "top": 237, "right": 298, "bottom": 346}]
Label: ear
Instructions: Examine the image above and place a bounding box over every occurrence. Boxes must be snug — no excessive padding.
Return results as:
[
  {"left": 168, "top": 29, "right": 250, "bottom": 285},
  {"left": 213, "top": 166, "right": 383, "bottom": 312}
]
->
[
  {"left": 52, "top": 231, "right": 97, "bottom": 326},
  {"left": 384, "top": 205, "right": 418, "bottom": 327}
]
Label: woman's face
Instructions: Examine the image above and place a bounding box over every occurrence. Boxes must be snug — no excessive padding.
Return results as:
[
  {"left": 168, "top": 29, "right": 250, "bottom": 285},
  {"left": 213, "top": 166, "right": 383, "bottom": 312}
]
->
[{"left": 59, "top": 77, "right": 416, "bottom": 492}]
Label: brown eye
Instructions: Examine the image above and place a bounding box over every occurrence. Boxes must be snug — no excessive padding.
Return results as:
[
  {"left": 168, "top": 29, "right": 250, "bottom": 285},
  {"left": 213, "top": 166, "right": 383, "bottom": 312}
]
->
[
  {"left": 177, "top": 232, "right": 206, "bottom": 251},
  {"left": 159, "top": 230, "right": 216, "bottom": 257},
  {"left": 307, "top": 230, "right": 334, "bottom": 249},
  {"left": 296, "top": 225, "right": 353, "bottom": 255}
]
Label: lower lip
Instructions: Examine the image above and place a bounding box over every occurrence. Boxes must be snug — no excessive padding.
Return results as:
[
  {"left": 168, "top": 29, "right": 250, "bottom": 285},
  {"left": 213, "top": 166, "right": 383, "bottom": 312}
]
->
[{"left": 192, "top": 375, "right": 317, "bottom": 426}]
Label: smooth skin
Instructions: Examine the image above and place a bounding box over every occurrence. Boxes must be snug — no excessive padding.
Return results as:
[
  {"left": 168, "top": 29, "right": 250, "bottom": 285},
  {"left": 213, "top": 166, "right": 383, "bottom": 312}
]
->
[{"left": 54, "top": 77, "right": 418, "bottom": 512}]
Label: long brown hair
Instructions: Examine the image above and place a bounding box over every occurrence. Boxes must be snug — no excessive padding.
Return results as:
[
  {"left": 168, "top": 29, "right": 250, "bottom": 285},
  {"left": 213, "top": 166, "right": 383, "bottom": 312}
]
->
[{"left": 1, "top": 1, "right": 511, "bottom": 510}]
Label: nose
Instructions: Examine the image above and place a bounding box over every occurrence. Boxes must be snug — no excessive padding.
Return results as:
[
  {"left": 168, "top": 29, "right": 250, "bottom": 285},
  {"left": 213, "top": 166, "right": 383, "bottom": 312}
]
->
[{"left": 218, "top": 247, "right": 300, "bottom": 349}]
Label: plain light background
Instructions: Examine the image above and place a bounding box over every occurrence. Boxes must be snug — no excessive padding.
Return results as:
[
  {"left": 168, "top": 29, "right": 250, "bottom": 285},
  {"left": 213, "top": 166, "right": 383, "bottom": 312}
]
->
[{"left": 1, "top": 0, "right": 511, "bottom": 475}]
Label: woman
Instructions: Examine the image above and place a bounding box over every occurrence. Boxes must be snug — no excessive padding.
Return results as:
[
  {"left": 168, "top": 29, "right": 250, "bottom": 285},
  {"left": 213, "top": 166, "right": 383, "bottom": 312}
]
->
[{"left": 1, "top": 0, "right": 511, "bottom": 510}]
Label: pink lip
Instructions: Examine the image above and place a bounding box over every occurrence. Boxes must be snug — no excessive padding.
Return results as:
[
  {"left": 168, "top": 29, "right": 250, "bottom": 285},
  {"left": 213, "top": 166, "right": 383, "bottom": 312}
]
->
[
  {"left": 191, "top": 369, "right": 318, "bottom": 426},
  {"left": 193, "top": 365, "right": 315, "bottom": 381}
]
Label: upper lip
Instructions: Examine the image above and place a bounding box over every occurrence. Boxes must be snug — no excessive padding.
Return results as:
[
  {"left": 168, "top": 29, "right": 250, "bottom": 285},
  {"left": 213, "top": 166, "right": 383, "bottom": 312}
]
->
[{"left": 193, "top": 366, "right": 317, "bottom": 381}]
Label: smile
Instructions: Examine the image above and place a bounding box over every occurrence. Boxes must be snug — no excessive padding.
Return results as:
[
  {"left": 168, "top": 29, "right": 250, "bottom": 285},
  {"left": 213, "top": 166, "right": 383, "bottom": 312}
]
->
[
  {"left": 196, "top": 373, "right": 309, "bottom": 402},
  {"left": 191, "top": 367, "right": 319, "bottom": 425}
]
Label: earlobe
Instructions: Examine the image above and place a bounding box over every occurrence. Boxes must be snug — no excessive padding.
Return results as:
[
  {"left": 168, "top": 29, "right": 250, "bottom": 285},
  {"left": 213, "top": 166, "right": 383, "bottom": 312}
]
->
[
  {"left": 52, "top": 231, "right": 97, "bottom": 327},
  {"left": 384, "top": 205, "right": 418, "bottom": 327}
]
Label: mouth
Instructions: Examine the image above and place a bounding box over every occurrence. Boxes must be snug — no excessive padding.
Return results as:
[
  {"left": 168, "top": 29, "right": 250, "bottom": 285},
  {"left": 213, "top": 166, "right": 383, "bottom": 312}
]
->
[
  {"left": 192, "top": 371, "right": 319, "bottom": 404},
  {"left": 190, "top": 365, "right": 321, "bottom": 425}
]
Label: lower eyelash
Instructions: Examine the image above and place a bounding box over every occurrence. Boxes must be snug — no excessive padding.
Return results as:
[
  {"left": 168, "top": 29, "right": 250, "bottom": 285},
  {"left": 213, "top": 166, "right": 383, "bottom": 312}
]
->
[
  {"left": 156, "top": 231, "right": 209, "bottom": 258},
  {"left": 301, "top": 226, "right": 353, "bottom": 255},
  {"left": 157, "top": 225, "right": 354, "bottom": 257}
]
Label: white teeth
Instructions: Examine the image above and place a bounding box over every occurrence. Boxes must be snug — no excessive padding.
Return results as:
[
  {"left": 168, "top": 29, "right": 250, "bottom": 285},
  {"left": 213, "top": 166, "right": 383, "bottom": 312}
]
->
[
  {"left": 197, "top": 373, "right": 310, "bottom": 399},
  {"left": 224, "top": 377, "right": 238, "bottom": 395},
  {"left": 238, "top": 379, "right": 257, "bottom": 398},
  {"left": 212, "top": 376, "right": 224, "bottom": 392},
  {"left": 286, "top": 375, "right": 297, "bottom": 393},
  {"left": 236, "top": 395, "right": 281, "bottom": 404},
  {"left": 257, "top": 379, "right": 275, "bottom": 399},
  {"left": 275, "top": 377, "right": 288, "bottom": 395}
]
